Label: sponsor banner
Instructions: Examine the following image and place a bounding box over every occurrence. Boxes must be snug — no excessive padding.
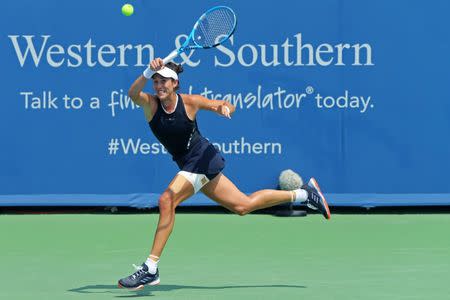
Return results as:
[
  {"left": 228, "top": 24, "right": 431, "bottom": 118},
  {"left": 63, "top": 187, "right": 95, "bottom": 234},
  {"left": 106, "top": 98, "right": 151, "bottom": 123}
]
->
[{"left": 1, "top": 0, "right": 449, "bottom": 204}]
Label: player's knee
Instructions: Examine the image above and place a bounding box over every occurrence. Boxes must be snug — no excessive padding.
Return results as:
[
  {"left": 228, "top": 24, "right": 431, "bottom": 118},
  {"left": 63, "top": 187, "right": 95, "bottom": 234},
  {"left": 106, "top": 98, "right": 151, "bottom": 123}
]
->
[
  {"left": 235, "top": 205, "right": 250, "bottom": 216},
  {"left": 158, "top": 191, "right": 174, "bottom": 213}
]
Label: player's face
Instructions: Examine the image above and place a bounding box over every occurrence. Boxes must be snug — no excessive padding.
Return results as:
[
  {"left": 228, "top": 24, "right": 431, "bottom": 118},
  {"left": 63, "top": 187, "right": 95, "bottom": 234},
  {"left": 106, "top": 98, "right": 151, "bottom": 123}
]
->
[{"left": 152, "top": 75, "right": 179, "bottom": 99}]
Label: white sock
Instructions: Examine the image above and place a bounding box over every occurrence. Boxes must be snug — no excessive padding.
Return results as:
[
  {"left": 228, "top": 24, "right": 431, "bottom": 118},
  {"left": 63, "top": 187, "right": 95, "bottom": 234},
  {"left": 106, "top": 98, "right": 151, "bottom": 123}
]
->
[
  {"left": 145, "top": 257, "right": 159, "bottom": 274},
  {"left": 292, "top": 189, "right": 308, "bottom": 203}
]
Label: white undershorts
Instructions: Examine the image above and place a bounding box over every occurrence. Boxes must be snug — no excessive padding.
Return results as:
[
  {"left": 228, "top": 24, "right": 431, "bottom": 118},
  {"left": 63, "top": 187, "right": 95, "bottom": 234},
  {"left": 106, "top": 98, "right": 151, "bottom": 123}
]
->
[{"left": 178, "top": 171, "right": 210, "bottom": 193}]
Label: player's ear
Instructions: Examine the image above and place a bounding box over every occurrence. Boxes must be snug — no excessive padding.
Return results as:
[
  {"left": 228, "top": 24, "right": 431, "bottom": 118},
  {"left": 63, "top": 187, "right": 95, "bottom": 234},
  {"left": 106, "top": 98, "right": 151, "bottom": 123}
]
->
[{"left": 173, "top": 79, "right": 179, "bottom": 89}]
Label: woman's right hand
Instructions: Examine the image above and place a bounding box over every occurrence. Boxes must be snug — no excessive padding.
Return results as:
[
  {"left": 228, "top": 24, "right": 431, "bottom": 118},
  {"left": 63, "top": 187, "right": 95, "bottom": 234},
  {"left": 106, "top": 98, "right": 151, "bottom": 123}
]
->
[{"left": 150, "top": 58, "right": 164, "bottom": 71}]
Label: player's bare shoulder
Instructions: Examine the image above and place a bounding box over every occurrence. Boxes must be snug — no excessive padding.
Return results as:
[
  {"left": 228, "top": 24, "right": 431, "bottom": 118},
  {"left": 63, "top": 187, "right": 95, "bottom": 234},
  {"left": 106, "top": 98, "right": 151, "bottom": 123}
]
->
[
  {"left": 180, "top": 94, "right": 200, "bottom": 120},
  {"left": 180, "top": 93, "right": 200, "bottom": 108},
  {"left": 180, "top": 93, "right": 195, "bottom": 104}
]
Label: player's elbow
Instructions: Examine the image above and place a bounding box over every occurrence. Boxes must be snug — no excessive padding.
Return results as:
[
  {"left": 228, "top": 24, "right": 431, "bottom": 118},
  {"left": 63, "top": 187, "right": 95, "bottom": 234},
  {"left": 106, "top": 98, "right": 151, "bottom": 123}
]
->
[
  {"left": 128, "top": 89, "right": 145, "bottom": 106},
  {"left": 128, "top": 89, "right": 139, "bottom": 101}
]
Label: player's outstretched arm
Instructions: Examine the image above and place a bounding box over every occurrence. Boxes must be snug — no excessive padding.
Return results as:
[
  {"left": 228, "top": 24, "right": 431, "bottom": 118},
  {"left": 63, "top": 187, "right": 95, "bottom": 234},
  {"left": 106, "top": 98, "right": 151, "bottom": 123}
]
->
[{"left": 187, "top": 94, "right": 235, "bottom": 119}]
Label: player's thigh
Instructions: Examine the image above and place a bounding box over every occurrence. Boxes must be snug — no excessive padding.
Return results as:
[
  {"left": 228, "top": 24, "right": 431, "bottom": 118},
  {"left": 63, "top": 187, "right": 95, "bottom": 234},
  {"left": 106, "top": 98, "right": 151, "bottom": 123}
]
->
[
  {"left": 201, "top": 173, "right": 249, "bottom": 211},
  {"left": 164, "top": 174, "right": 195, "bottom": 207}
]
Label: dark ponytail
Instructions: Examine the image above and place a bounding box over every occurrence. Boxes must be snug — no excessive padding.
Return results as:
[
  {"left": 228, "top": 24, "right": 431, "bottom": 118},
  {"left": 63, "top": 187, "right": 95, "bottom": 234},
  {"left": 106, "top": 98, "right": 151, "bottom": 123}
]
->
[{"left": 165, "top": 62, "right": 183, "bottom": 74}]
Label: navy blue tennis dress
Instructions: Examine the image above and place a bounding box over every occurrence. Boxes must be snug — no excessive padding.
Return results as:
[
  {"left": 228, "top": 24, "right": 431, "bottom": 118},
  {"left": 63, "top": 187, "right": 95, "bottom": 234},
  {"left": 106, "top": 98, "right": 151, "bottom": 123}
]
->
[{"left": 149, "top": 94, "right": 225, "bottom": 180}]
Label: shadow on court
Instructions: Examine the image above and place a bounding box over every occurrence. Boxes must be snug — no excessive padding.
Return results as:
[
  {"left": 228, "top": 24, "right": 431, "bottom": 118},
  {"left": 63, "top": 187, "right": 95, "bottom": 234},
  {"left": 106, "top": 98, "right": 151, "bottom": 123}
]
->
[{"left": 68, "top": 283, "right": 306, "bottom": 297}]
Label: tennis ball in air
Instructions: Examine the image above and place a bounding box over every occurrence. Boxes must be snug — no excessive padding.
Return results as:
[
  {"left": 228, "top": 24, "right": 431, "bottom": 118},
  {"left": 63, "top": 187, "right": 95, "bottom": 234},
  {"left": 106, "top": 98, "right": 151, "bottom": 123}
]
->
[{"left": 121, "top": 4, "right": 134, "bottom": 16}]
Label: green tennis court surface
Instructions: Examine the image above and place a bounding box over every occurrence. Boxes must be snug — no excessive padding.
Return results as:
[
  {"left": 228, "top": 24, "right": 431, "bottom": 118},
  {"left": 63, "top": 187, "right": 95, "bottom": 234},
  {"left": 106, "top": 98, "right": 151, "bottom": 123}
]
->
[{"left": 1, "top": 213, "right": 449, "bottom": 299}]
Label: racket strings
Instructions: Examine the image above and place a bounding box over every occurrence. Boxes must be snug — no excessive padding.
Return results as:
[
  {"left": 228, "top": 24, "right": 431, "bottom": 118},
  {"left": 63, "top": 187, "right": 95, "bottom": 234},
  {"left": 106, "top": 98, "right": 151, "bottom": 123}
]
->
[{"left": 195, "top": 8, "right": 235, "bottom": 47}]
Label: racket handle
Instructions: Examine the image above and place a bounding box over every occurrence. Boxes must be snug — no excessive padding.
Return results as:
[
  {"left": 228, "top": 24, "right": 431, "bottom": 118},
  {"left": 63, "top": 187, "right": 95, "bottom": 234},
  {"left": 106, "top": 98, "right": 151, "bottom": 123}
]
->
[{"left": 162, "top": 50, "right": 179, "bottom": 64}]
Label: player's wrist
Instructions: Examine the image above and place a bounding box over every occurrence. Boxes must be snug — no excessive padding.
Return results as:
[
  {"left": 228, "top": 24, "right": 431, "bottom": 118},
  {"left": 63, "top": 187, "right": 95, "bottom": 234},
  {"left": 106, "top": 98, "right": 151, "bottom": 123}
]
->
[{"left": 143, "top": 67, "right": 153, "bottom": 79}]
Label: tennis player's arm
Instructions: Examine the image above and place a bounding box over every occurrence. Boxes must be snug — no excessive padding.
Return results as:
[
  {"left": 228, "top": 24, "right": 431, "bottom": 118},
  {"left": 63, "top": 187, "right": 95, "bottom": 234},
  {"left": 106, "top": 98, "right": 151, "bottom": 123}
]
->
[
  {"left": 189, "top": 94, "right": 236, "bottom": 118},
  {"left": 128, "top": 75, "right": 154, "bottom": 107},
  {"left": 128, "top": 75, "right": 158, "bottom": 120}
]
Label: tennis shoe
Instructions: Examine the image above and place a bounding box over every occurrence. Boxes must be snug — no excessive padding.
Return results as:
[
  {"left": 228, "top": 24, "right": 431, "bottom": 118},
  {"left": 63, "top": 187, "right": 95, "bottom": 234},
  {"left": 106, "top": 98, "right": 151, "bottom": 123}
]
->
[
  {"left": 118, "top": 263, "right": 160, "bottom": 290},
  {"left": 302, "top": 178, "right": 331, "bottom": 220}
]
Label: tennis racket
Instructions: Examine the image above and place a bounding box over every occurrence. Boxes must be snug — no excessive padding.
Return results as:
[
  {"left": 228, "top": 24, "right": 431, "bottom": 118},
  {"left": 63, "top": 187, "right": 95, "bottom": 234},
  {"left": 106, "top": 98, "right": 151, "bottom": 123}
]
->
[{"left": 162, "top": 6, "right": 237, "bottom": 64}]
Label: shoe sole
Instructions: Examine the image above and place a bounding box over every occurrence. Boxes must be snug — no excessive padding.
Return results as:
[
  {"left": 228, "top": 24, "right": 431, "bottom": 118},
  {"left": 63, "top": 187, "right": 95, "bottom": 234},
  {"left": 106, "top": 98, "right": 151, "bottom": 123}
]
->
[
  {"left": 118, "top": 278, "right": 160, "bottom": 291},
  {"left": 310, "top": 178, "right": 331, "bottom": 220}
]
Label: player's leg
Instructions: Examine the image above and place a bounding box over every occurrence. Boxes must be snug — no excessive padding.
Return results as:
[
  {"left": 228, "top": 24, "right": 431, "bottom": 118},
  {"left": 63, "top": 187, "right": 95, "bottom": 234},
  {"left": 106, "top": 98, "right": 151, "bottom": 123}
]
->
[
  {"left": 201, "top": 173, "right": 294, "bottom": 215},
  {"left": 150, "top": 174, "right": 195, "bottom": 257},
  {"left": 118, "top": 174, "right": 194, "bottom": 290},
  {"left": 201, "top": 173, "right": 330, "bottom": 218}
]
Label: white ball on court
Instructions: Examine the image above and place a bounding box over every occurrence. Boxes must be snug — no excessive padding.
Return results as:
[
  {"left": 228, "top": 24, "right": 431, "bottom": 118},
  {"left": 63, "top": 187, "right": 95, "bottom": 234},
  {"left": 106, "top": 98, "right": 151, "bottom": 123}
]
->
[{"left": 279, "top": 169, "right": 303, "bottom": 190}]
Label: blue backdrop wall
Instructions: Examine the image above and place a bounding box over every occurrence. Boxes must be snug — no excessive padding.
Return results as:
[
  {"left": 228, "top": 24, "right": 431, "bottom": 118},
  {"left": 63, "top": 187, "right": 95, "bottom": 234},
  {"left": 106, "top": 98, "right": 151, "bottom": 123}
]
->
[{"left": 1, "top": 0, "right": 449, "bottom": 207}]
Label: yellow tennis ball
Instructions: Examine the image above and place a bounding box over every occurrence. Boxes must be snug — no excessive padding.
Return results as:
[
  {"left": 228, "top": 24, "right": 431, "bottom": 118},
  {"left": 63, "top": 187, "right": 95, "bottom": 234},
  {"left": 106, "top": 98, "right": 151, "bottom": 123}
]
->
[{"left": 121, "top": 4, "right": 134, "bottom": 17}]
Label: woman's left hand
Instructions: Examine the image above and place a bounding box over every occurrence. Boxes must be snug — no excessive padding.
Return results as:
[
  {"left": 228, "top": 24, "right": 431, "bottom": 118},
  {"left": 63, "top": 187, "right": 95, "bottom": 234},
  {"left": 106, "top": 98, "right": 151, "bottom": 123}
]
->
[{"left": 217, "top": 105, "right": 231, "bottom": 119}]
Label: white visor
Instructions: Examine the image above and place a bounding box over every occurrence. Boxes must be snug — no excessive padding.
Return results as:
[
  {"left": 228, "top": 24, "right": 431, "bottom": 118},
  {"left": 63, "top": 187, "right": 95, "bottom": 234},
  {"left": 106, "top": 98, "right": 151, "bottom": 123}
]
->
[{"left": 151, "top": 67, "right": 178, "bottom": 80}]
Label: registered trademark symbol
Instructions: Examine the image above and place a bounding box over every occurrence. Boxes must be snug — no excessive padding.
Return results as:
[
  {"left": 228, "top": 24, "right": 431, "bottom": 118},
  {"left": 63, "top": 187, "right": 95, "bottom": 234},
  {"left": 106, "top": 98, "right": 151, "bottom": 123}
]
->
[{"left": 306, "top": 86, "right": 314, "bottom": 94}]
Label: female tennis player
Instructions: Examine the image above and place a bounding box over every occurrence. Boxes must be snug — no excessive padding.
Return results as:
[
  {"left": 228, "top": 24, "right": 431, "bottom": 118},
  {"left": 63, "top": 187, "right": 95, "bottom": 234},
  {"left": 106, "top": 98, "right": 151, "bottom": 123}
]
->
[{"left": 118, "top": 58, "right": 331, "bottom": 290}]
